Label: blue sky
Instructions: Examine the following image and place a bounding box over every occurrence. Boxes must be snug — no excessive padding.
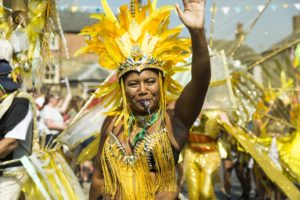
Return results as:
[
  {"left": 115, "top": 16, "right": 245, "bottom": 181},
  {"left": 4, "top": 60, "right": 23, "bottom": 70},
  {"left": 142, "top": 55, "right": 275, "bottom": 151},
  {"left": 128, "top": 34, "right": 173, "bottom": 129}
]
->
[{"left": 58, "top": 0, "right": 300, "bottom": 53}]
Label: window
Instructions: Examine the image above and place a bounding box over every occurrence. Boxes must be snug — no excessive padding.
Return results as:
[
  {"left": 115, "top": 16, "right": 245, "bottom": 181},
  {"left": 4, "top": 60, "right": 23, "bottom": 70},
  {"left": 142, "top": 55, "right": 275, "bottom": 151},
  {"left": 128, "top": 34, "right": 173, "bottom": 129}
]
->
[
  {"left": 50, "top": 33, "right": 60, "bottom": 51},
  {"left": 44, "top": 63, "right": 60, "bottom": 84}
]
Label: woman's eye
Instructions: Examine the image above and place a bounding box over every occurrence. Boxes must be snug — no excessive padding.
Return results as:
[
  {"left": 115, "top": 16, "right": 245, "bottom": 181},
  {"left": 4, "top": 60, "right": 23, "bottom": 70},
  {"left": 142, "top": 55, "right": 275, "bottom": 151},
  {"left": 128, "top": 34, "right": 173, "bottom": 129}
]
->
[
  {"left": 128, "top": 82, "right": 138, "bottom": 87},
  {"left": 146, "top": 79, "right": 156, "bottom": 85}
]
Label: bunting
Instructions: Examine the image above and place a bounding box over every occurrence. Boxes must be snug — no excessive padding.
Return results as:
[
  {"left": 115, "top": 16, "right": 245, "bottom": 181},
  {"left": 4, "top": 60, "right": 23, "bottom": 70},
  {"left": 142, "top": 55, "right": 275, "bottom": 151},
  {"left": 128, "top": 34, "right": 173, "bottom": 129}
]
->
[
  {"left": 257, "top": 5, "right": 265, "bottom": 13},
  {"left": 216, "top": 3, "right": 299, "bottom": 15},
  {"left": 56, "top": 3, "right": 300, "bottom": 14},
  {"left": 221, "top": 6, "right": 230, "bottom": 15}
]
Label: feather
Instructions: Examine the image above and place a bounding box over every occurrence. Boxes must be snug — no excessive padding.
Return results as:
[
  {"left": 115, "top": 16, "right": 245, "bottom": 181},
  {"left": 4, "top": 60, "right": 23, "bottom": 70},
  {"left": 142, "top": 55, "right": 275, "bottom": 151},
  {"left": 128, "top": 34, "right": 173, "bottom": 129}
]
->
[{"left": 101, "top": 0, "right": 118, "bottom": 25}]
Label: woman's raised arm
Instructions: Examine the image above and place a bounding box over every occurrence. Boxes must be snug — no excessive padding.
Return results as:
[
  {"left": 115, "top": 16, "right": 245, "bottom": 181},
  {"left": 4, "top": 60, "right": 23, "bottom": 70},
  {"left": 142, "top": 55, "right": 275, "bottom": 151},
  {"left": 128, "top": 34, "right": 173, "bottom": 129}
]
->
[{"left": 174, "top": 0, "right": 211, "bottom": 130}]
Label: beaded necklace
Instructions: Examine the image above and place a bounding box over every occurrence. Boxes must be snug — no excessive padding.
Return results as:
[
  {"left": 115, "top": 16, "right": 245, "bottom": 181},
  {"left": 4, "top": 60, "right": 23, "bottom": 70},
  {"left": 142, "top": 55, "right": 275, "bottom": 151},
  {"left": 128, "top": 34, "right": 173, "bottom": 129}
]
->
[{"left": 128, "top": 111, "right": 160, "bottom": 147}]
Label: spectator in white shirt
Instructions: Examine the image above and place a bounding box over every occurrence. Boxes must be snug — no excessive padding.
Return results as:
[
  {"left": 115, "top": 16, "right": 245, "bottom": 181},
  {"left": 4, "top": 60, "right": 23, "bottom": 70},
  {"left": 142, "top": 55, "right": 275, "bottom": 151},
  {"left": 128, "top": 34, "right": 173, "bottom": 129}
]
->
[{"left": 41, "top": 91, "right": 71, "bottom": 147}]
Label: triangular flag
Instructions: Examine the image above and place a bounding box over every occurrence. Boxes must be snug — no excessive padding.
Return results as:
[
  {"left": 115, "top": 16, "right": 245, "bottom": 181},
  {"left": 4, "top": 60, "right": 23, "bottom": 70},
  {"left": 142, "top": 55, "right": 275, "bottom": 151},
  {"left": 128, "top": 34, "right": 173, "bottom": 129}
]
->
[
  {"left": 59, "top": 5, "right": 68, "bottom": 10},
  {"left": 270, "top": 4, "right": 277, "bottom": 11},
  {"left": 295, "top": 3, "right": 300, "bottom": 10},
  {"left": 282, "top": 4, "right": 289, "bottom": 9},
  {"left": 210, "top": 7, "right": 218, "bottom": 14},
  {"left": 257, "top": 5, "right": 265, "bottom": 12},
  {"left": 81, "top": 6, "right": 88, "bottom": 11},
  {"left": 221, "top": 7, "right": 230, "bottom": 15},
  {"left": 245, "top": 5, "right": 251, "bottom": 11},
  {"left": 234, "top": 7, "right": 241, "bottom": 13}
]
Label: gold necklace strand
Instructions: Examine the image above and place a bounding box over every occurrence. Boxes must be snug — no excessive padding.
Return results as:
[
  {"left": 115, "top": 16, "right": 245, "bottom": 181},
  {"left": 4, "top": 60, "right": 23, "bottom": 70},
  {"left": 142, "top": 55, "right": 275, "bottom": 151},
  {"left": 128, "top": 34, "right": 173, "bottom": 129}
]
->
[
  {"left": 134, "top": 114, "right": 152, "bottom": 126},
  {"left": 128, "top": 111, "right": 160, "bottom": 147}
]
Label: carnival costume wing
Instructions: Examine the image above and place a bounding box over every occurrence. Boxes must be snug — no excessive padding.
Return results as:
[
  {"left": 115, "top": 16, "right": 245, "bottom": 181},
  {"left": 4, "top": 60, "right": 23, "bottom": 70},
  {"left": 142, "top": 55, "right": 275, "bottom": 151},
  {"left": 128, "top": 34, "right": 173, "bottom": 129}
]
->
[
  {"left": 174, "top": 50, "right": 236, "bottom": 111},
  {"left": 220, "top": 69, "right": 300, "bottom": 197},
  {"left": 240, "top": 72, "right": 300, "bottom": 184},
  {"left": 203, "top": 50, "right": 235, "bottom": 111},
  {"left": 221, "top": 122, "right": 300, "bottom": 200},
  {"left": 20, "top": 152, "right": 86, "bottom": 200},
  {"left": 248, "top": 133, "right": 300, "bottom": 185},
  {"left": 55, "top": 103, "right": 108, "bottom": 163},
  {"left": 278, "top": 132, "right": 300, "bottom": 184},
  {"left": 226, "top": 71, "right": 267, "bottom": 131},
  {"left": 274, "top": 131, "right": 300, "bottom": 184}
]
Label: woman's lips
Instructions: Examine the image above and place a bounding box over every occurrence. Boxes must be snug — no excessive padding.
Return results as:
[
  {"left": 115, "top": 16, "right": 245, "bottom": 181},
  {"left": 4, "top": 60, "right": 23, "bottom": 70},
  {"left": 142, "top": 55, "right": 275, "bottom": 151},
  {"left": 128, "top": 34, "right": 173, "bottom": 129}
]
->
[{"left": 139, "top": 99, "right": 150, "bottom": 107}]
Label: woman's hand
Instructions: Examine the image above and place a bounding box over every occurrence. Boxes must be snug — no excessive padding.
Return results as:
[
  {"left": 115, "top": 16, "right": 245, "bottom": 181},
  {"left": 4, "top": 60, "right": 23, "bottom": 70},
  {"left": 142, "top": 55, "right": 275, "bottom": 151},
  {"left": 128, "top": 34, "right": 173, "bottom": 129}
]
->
[{"left": 175, "top": 0, "right": 206, "bottom": 32}]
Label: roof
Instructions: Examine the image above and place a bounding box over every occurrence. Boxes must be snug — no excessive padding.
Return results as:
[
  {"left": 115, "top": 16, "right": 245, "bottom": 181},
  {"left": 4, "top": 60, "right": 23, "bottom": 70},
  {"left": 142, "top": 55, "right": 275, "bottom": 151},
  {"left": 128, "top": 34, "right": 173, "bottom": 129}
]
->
[
  {"left": 262, "top": 32, "right": 300, "bottom": 55},
  {"left": 68, "top": 63, "right": 110, "bottom": 82},
  {"left": 259, "top": 32, "right": 300, "bottom": 87},
  {"left": 212, "top": 39, "right": 261, "bottom": 66},
  {"left": 59, "top": 10, "right": 97, "bottom": 33}
]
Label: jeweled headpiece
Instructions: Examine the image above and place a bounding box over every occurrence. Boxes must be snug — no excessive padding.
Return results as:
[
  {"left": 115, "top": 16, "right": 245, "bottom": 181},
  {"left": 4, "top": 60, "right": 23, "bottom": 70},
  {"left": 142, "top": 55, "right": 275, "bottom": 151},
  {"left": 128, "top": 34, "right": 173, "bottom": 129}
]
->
[{"left": 77, "top": 0, "right": 191, "bottom": 115}]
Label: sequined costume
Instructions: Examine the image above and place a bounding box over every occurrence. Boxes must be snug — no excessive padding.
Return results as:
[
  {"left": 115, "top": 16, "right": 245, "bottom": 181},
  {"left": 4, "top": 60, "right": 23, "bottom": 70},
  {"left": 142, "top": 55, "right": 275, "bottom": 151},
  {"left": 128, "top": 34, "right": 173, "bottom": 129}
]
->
[
  {"left": 184, "top": 110, "right": 221, "bottom": 200},
  {"left": 102, "top": 127, "right": 176, "bottom": 199}
]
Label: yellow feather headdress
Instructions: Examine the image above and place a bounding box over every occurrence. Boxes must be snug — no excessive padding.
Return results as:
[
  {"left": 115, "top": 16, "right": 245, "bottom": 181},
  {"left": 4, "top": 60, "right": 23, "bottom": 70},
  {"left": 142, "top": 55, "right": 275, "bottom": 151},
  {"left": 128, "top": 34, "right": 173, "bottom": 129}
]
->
[{"left": 77, "top": 0, "right": 191, "bottom": 115}]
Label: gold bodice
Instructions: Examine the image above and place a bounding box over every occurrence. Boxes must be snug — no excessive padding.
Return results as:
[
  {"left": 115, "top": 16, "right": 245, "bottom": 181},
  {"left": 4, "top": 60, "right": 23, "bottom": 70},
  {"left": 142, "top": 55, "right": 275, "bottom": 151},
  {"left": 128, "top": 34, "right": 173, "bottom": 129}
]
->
[
  {"left": 190, "top": 110, "right": 221, "bottom": 139},
  {"left": 101, "top": 128, "right": 176, "bottom": 199},
  {"left": 188, "top": 111, "right": 221, "bottom": 153}
]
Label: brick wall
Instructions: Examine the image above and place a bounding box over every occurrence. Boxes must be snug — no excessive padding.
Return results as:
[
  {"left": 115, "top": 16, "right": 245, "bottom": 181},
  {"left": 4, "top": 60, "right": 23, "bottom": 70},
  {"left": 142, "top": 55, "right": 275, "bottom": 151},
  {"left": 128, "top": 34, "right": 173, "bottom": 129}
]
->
[{"left": 59, "top": 33, "right": 98, "bottom": 62}]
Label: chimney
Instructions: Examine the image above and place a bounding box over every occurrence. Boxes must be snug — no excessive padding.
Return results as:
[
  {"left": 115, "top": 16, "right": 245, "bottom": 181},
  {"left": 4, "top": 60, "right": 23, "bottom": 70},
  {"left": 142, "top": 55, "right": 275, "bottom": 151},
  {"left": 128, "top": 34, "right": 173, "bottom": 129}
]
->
[
  {"left": 293, "top": 15, "right": 300, "bottom": 33},
  {"left": 235, "top": 22, "right": 245, "bottom": 41},
  {"left": 3, "top": 0, "right": 28, "bottom": 11},
  {"left": 11, "top": 0, "right": 28, "bottom": 12}
]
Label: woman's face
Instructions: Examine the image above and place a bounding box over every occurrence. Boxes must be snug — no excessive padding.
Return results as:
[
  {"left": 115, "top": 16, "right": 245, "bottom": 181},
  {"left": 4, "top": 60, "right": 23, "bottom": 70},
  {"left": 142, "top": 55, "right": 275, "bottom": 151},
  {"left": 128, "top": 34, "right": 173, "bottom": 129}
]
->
[
  {"left": 49, "top": 95, "right": 59, "bottom": 106},
  {"left": 123, "top": 69, "right": 160, "bottom": 115}
]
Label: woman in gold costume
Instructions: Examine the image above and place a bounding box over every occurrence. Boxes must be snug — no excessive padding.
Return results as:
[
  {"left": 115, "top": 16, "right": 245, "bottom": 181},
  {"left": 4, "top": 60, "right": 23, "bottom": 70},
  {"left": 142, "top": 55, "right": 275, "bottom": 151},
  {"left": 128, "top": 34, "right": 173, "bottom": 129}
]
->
[
  {"left": 79, "top": 0, "right": 211, "bottom": 199},
  {"left": 184, "top": 110, "right": 221, "bottom": 200}
]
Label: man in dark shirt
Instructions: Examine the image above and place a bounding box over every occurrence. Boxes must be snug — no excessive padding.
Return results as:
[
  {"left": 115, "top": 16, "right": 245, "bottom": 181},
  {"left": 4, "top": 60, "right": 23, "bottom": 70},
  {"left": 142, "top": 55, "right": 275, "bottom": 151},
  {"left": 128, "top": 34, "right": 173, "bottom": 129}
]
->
[{"left": 0, "top": 59, "right": 33, "bottom": 199}]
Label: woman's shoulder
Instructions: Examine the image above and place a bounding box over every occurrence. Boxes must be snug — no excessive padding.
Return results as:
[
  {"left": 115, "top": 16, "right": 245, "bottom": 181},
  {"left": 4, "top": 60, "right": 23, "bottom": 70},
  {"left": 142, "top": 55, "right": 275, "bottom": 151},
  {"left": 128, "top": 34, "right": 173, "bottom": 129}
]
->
[
  {"left": 101, "top": 115, "right": 120, "bottom": 135},
  {"left": 165, "top": 101, "right": 189, "bottom": 151},
  {"left": 165, "top": 101, "right": 176, "bottom": 121},
  {"left": 166, "top": 101, "right": 176, "bottom": 110}
]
